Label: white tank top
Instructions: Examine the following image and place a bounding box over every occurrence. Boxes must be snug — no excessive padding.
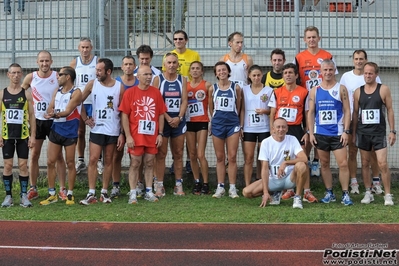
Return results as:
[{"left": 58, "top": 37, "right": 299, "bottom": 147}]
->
[
  {"left": 30, "top": 71, "right": 58, "bottom": 120},
  {"left": 91, "top": 79, "right": 121, "bottom": 136},
  {"left": 242, "top": 85, "right": 273, "bottom": 133},
  {"left": 75, "top": 55, "right": 97, "bottom": 104}
]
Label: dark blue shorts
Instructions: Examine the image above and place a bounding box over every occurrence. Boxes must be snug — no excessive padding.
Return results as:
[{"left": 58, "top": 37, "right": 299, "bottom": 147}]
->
[
  {"left": 211, "top": 124, "right": 240, "bottom": 139},
  {"left": 163, "top": 121, "right": 187, "bottom": 138}
]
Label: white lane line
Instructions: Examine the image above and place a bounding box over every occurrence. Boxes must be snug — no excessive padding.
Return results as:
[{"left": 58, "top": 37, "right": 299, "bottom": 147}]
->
[{"left": 0, "top": 246, "right": 323, "bottom": 253}]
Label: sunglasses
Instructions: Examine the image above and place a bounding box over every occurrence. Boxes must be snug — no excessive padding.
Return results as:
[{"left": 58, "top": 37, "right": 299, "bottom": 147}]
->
[
  {"left": 58, "top": 73, "right": 68, "bottom": 76},
  {"left": 174, "top": 38, "right": 184, "bottom": 41}
]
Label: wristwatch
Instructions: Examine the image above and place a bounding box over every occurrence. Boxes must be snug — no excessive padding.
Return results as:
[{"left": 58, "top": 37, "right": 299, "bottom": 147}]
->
[
  {"left": 158, "top": 132, "right": 164, "bottom": 137},
  {"left": 178, "top": 116, "right": 183, "bottom": 121},
  {"left": 390, "top": 130, "right": 397, "bottom": 135},
  {"left": 344, "top": 130, "right": 351, "bottom": 134}
]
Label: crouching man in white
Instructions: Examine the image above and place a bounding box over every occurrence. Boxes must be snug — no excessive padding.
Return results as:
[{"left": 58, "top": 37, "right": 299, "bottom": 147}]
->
[{"left": 242, "top": 117, "right": 309, "bottom": 209}]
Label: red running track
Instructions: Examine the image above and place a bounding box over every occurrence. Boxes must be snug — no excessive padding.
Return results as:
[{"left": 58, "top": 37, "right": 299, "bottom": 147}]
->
[{"left": 0, "top": 221, "right": 398, "bottom": 266}]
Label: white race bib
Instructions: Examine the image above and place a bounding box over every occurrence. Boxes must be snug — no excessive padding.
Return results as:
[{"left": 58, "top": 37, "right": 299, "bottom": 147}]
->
[
  {"left": 35, "top": 101, "right": 48, "bottom": 116},
  {"left": 138, "top": 120, "right": 156, "bottom": 135},
  {"left": 278, "top": 107, "right": 298, "bottom": 123},
  {"left": 247, "top": 110, "right": 265, "bottom": 127},
  {"left": 215, "top": 96, "right": 234, "bottom": 112},
  {"left": 95, "top": 109, "right": 112, "bottom": 121},
  {"left": 5, "top": 109, "right": 24, "bottom": 124},
  {"left": 165, "top": 98, "right": 181, "bottom": 113},
  {"left": 362, "top": 109, "right": 380, "bottom": 124},
  {"left": 318, "top": 110, "right": 337, "bottom": 125},
  {"left": 306, "top": 78, "right": 322, "bottom": 91},
  {"left": 53, "top": 108, "right": 66, "bottom": 122},
  {"left": 188, "top": 102, "right": 204, "bottom": 117}
]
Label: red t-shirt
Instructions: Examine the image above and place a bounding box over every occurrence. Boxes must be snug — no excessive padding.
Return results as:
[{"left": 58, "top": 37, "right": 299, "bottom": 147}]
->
[{"left": 119, "top": 85, "right": 167, "bottom": 147}]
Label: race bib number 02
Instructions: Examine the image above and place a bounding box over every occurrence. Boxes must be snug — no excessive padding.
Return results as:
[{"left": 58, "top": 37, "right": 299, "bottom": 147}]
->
[{"left": 6, "top": 109, "right": 23, "bottom": 124}]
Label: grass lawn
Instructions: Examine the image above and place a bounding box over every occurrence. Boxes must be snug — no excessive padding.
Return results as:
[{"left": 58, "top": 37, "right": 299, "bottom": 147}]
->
[{"left": 0, "top": 171, "right": 398, "bottom": 223}]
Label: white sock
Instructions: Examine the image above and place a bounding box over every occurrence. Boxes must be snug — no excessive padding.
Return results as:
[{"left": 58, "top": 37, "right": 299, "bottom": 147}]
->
[{"left": 351, "top": 178, "right": 358, "bottom": 184}]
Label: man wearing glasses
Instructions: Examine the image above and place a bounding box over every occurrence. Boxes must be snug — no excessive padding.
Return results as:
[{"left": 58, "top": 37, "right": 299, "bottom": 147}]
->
[
  {"left": 164, "top": 30, "right": 201, "bottom": 79},
  {"left": 163, "top": 30, "right": 200, "bottom": 175},
  {"left": 40, "top": 67, "right": 82, "bottom": 206}
]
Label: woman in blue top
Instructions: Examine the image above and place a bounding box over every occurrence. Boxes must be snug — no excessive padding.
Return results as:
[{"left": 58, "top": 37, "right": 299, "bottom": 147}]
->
[{"left": 209, "top": 61, "right": 242, "bottom": 199}]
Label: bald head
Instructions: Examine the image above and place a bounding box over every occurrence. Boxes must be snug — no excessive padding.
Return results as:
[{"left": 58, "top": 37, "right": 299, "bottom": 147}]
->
[
  {"left": 138, "top": 65, "right": 151, "bottom": 76},
  {"left": 137, "top": 66, "right": 153, "bottom": 87}
]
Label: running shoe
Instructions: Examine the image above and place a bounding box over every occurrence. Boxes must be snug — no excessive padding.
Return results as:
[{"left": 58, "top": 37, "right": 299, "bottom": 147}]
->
[
  {"left": 341, "top": 193, "right": 354, "bottom": 206},
  {"left": 384, "top": 194, "right": 394, "bottom": 206},
  {"left": 293, "top": 196, "right": 303, "bottom": 209},
  {"left": 303, "top": 191, "right": 318, "bottom": 203},
  {"left": 155, "top": 184, "right": 166, "bottom": 198},
  {"left": 58, "top": 188, "right": 68, "bottom": 201},
  {"left": 97, "top": 159, "right": 104, "bottom": 175},
  {"left": 281, "top": 190, "right": 295, "bottom": 200},
  {"left": 75, "top": 160, "right": 86, "bottom": 174},
  {"left": 136, "top": 182, "right": 145, "bottom": 198},
  {"left": 66, "top": 194, "right": 75, "bottom": 205},
  {"left": 128, "top": 194, "right": 138, "bottom": 204},
  {"left": 371, "top": 183, "right": 383, "bottom": 194},
  {"left": 311, "top": 161, "right": 320, "bottom": 177},
  {"left": 110, "top": 186, "right": 121, "bottom": 199},
  {"left": 27, "top": 187, "right": 39, "bottom": 200},
  {"left": 228, "top": 187, "right": 239, "bottom": 199},
  {"left": 350, "top": 183, "right": 360, "bottom": 194},
  {"left": 201, "top": 183, "right": 210, "bottom": 195},
  {"left": 100, "top": 193, "right": 112, "bottom": 203},
  {"left": 192, "top": 182, "right": 202, "bottom": 195},
  {"left": 79, "top": 193, "right": 97, "bottom": 205},
  {"left": 20, "top": 193, "right": 33, "bottom": 208},
  {"left": 1, "top": 195, "right": 13, "bottom": 208},
  {"left": 185, "top": 161, "right": 192, "bottom": 174},
  {"left": 144, "top": 192, "right": 159, "bottom": 202},
  {"left": 361, "top": 192, "right": 374, "bottom": 204},
  {"left": 40, "top": 194, "right": 58, "bottom": 205},
  {"left": 269, "top": 191, "right": 282, "bottom": 205},
  {"left": 320, "top": 191, "right": 336, "bottom": 203},
  {"left": 173, "top": 183, "right": 185, "bottom": 196},
  {"left": 212, "top": 186, "right": 225, "bottom": 198}
]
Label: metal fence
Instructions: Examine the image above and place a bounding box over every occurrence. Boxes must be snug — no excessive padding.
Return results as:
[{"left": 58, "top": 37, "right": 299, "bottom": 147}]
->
[{"left": 0, "top": 0, "right": 398, "bottom": 168}]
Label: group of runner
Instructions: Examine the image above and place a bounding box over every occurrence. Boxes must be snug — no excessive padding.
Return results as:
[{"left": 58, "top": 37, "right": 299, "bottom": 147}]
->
[{"left": 0, "top": 26, "right": 395, "bottom": 208}]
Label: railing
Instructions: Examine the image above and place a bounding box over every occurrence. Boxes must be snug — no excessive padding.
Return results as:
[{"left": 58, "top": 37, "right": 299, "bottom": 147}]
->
[{"left": 0, "top": 0, "right": 398, "bottom": 168}]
